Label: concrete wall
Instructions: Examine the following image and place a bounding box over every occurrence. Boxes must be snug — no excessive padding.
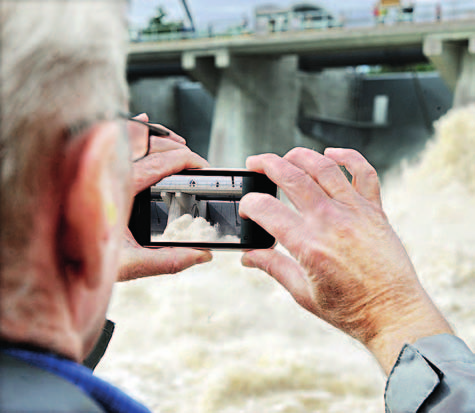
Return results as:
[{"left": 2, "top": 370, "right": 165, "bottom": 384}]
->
[
  {"left": 129, "top": 76, "right": 186, "bottom": 129},
  {"left": 207, "top": 55, "right": 300, "bottom": 167},
  {"left": 128, "top": 70, "right": 452, "bottom": 172},
  {"left": 129, "top": 76, "right": 214, "bottom": 159},
  {"left": 308, "top": 72, "right": 452, "bottom": 170},
  {"left": 299, "top": 69, "right": 361, "bottom": 121}
]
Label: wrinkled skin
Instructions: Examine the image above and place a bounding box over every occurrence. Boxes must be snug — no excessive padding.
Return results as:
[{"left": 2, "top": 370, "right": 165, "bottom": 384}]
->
[
  {"left": 240, "top": 147, "right": 453, "bottom": 374},
  {"left": 118, "top": 114, "right": 212, "bottom": 282}
]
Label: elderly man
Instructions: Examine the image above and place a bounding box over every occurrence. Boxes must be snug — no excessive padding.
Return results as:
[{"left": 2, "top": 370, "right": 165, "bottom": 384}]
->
[
  {"left": 1, "top": 1, "right": 474, "bottom": 413},
  {"left": 0, "top": 2, "right": 211, "bottom": 411}
]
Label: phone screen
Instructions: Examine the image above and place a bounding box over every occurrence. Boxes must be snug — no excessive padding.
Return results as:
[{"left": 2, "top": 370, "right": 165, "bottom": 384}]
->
[{"left": 129, "top": 169, "right": 277, "bottom": 249}]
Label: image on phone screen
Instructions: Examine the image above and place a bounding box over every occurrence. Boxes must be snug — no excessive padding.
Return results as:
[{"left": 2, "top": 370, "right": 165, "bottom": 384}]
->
[
  {"left": 151, "top": 174, "right": 243, "bottom": 242},
  {"left": 129, "top": 170, "right": 277, "bottom": 249}
]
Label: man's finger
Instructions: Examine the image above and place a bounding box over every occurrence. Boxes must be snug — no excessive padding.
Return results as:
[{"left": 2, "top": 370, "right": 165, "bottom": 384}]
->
[
  {"left": 242, "top": 249, "right": 313, "bottom": 311},
  {"left": 324, "top": 148, "right": 382, "bottom": 206},
  {"left": 246, "top": 153, "right": 328, "bottom": 213},
  {"left": 239, "top": 192, "right": 312, "bottom": 256},
  {"left": 284, "top": 147, "right": 355, "bottom": 204},
  {"left": 149, "top": 137, "right": 185, "bottom": 154},
  {"left": 133, "top": 148, "right": 209, "bottom": 194},
  {"left": 129, "top": 113, "right": 186, "bottom": 145},
  {"left": 118, "top": 247, "right": 212, "bottom": 281},
  {"left": 133, "top": 113, "right": 149, "bottom": 122},
  {"left": 148, "top": 122, "right": 186, "bottom": 145}
]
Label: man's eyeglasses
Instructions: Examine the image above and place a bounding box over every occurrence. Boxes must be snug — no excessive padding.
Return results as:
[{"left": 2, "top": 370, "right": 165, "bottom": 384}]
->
[
  {"left": 118, "top": 112, "right": 170, "bottom": 162},
  {"left": 67, "top": 112, "right": 170, "bottom": 163}
]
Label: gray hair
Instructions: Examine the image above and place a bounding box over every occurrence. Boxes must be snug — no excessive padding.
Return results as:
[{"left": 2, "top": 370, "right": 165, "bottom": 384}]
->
[{"left": 0, "top": 0, "right": 129, "bottom": 261}]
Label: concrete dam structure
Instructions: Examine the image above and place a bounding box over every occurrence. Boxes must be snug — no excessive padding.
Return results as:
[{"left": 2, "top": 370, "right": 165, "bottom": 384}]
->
[
  {"left": 129, "top": 70, "right": 452, "bottom": 172},
  {"left": 128, "top": 10, "right": 475, "bottom": 170}
]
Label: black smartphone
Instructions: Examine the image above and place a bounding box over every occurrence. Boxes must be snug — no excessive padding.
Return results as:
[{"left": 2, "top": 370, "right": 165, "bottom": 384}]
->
[{"left": 129, "top": 169, "right": 278, "bottom": 249}]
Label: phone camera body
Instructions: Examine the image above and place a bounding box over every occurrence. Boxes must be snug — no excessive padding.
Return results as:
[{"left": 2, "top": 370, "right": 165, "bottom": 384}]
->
[{"left": 129, "top": 169, "right": 277, "bottom": 249}]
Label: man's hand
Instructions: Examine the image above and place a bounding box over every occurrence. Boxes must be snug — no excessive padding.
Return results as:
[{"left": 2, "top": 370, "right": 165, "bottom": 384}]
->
[
  {"left": 239, "top": 147, "right": 453, "bottom": 374},
  {"left": 118, "top": 114, "right": 212, "bottom": 282}
]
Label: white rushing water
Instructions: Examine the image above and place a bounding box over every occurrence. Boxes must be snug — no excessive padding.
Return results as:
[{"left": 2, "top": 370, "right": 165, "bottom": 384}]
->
[{"left": 96, "top": 105, "right": 475, "bottom": 413}]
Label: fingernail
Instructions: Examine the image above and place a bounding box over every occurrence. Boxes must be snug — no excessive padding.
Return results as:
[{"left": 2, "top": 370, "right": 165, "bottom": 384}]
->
[{"left": 198, "top": 252, "right": 212, "bottom": 264}]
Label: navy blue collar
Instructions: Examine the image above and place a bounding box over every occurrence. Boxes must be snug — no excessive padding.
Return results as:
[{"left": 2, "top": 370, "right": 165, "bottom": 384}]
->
[{"left": 2, "top": 347, "right": 152, "bottom": 413}]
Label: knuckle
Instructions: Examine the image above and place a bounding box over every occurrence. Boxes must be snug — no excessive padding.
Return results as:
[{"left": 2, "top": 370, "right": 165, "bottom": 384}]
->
[
  {"left": 163, "top": 251, "right": 182, "bottom": 274},
  {"left": 304, "top": 238, "right": 324, "bottom": 261},
  {"left": 281, "top": 167, "right": 307, "bottom": 187},
  {"left": 345, "top": 148, "right": 362, "bottom": 159},
  {"left": 315, "top": 202, "right": 354, "bottom": 237},
  {"left": 362, "top": 165, "right": 379, "bottom": 182},
  {"left": 285, "top": 146, "right": 310, "bottom": 160},
  {"left": 298, "top": 238, "right": 328, "bottom": 274},
  {"left": 253, "top": 192, "right": 277, "bottom": 209},
  {"left": 335, "top": 217, "right": 356, "bottom": 239},
  {"left": 167, "top": 260, "right": 181, "bottom": 274},
  {"left": 315, "top": 155, "right": 338, "bottom": 173},
  {"left": 264, "top": 153, "right": 281, "bottom": 161},
  {"left": 259, "top": 153, "right": 281, "bottom": 165},
  {"left": 240, "top": 192, "right": 273, "bottom": 216},
  {"left": 345, "top": 148, "right": 367, "bottom": 163},
  {"left": 264, "top": 250, "right": 282, "bottom": 275},
  {"left": 369, "top": 202, "right": 387, "bottom": 220},
  {"left": 271, "top": 158, "right": 307, "bottom": 186},
  {"left": 351, "top": 154, "right": 377, "bottom": 178},
  {"left": 315, "top": 199, "right": 332, "bottom": 215}
]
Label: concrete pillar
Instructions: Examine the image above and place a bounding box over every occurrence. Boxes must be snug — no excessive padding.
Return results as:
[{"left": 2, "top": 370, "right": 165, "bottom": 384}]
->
[
  {"left": 453, "top": 42, "right": 475, "bottom": 107},
  {"left": 205, "top": 55, "right": 300, "bottom": 167},
  {"left": 424, "top": 35, "right": 475, "bottom": 107},
  {"left": 299, "top": 69, "right": 360, "bottom": 121},
  {"left": 163, "top": 192, "right": 194, "bottom": 224},
  {"left": 129, "top": 76, "right": 186, "bottom": 127},
  {"left": 182, "top": 49, "right": 230, "bottom": 96}
]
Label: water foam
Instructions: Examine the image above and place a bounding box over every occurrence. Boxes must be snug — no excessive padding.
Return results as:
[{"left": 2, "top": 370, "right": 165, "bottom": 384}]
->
[{"left": 383, "top": 104, "right": 475, "bottom": 347}]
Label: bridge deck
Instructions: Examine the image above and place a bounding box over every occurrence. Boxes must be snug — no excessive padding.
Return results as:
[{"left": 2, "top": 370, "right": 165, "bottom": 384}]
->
[{"left": 129, "top": 19, "right": 475, "bottom": 64}]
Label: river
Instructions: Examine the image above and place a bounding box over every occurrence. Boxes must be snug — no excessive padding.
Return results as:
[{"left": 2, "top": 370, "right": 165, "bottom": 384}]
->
[{"left": 96, "top": 104, "right": 475, "bottom": 413}]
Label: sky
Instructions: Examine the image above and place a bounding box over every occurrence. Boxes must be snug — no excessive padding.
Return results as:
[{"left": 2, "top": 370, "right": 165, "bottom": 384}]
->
[{"left": 128, "top": 0, "right": 456, "bottom": 30}]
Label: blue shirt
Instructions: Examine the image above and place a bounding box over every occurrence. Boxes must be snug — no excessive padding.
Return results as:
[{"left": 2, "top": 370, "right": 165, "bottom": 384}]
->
[{"left": 2, "top": 347, "right": 152, "bottom": 413}]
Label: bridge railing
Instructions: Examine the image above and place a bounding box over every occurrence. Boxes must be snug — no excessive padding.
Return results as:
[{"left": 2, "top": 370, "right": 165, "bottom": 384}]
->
[{"left": 129, "top": 0, "right": 475, "bottom": 43}]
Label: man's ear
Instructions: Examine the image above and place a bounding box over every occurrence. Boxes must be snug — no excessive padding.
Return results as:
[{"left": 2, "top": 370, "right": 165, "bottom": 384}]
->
[{"left": 59, "top": 122, "right": 122, "bottom": 289}]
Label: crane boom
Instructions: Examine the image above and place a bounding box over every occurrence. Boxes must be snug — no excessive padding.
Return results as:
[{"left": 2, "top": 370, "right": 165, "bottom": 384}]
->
[{"left": 179, "top": 0, "right": 195, "bottom": 31}]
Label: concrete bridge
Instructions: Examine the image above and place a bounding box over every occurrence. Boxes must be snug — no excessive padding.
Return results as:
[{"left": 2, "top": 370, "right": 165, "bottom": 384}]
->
[{"left": 128, "top": 18, "right": 475, "bottom": 167}]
